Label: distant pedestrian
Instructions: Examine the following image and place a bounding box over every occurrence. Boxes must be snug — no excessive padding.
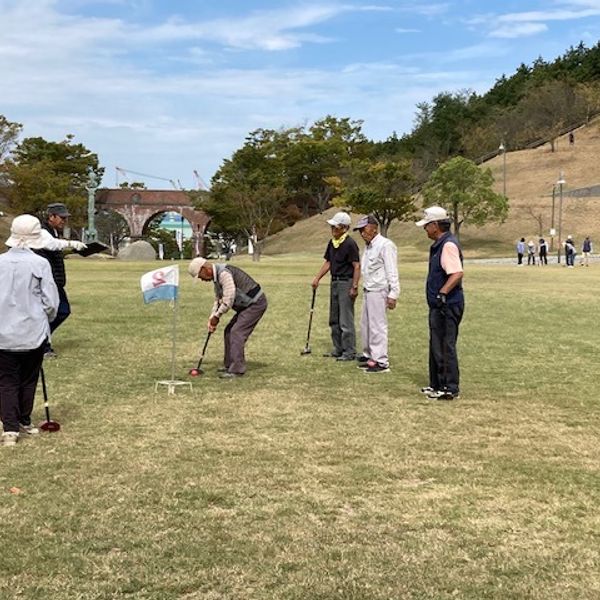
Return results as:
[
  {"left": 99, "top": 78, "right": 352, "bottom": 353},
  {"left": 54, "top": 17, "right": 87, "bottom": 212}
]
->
[
  {"left": 0, "top": 215, "right": 59, "bottom": 446},
  {"left": 527, "top": 240, "right": 536, "bottom": 265},
  {"left": 312, "top": 212, "right": 360, "bottom": 361},
  {"left": 565, "top": 235, "right": 576, "bottom": 267},
  {"left": 416, "top": 206, "right": 464, "bottom": 401},
  {"left": 538, "top": 238, "right": 548, "bottom": 265},
  {"left": 569, "top": 131, "right": 575, "bottom": 146},
  {"left": 581, "top": 236, "right": 593, "bottom": 267},
  {"left": 516, "top": 238, "right": 526, "bottom": 266},
  {"left": 354, "top": 215, "right": 399, "bottom": 374}
]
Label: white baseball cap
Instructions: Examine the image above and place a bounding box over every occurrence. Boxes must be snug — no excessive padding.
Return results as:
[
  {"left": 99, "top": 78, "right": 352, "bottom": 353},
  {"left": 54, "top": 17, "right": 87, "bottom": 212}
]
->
[
  {"left": 326, "top": 212, "right": 352, "bottom": 227},
  {"left": 188, "top": 257, "right": 208, "bottom": 278},
  {"left": 415, "top": 206, "right": 450, "bottom": 227}
]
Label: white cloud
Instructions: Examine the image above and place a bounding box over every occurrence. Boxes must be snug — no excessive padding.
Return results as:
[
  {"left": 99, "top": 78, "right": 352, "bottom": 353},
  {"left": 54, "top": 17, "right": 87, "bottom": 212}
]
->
[
  {"left": 490, "top": 22, "right": 549, "bottom": 38},
  {"left": 396, "top": 27, "right": 420, "bottom": 33}
]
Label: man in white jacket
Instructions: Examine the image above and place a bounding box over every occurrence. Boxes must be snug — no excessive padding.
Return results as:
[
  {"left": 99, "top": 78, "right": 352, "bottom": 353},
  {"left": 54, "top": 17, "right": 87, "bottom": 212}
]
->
[{"left": 354, "top": 215, "right": 400, "bottom": 374}]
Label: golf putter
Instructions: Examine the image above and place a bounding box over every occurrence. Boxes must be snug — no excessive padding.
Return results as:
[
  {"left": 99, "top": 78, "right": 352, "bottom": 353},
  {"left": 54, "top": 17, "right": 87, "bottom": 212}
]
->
[
  {"left": 38, "top": 367, "right": 61, "bottom": 432},
  {"left": 300, "top": 288, "right": 317, "bottom": 356},
  {"left": 189, "top": 331, "right": 212, "bottom": 377}
]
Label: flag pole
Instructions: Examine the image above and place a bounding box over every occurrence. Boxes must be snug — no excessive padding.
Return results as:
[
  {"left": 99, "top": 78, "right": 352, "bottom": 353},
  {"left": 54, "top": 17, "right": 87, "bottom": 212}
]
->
[{"left": 170, "top": 296, "right": 178, "bottom": 383}]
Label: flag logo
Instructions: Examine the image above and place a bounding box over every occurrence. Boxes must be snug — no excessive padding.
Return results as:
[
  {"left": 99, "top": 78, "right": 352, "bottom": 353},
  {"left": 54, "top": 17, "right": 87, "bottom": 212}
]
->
[{"left": 140, "top": 266, "right": 179, "bottom": 304}]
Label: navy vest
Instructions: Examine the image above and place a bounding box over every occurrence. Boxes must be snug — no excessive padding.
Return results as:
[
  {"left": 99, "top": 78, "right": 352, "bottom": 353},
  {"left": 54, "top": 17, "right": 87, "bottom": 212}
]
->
[{"left": 427, "top": 232, "right": 464, "bottom": 307}]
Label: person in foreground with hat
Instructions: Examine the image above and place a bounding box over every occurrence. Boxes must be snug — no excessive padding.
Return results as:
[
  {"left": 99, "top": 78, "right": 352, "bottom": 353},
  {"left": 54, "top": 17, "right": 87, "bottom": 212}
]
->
[
  {"left": 0, "top": 215, "right": 59, "bottom": 446},
  {"left": 354, "top": 215, "right": 399, "bottom": 374},
  {"left": 188, "top": 258, "right": 267, "bottom": 379},
  {"left": 34, "top": 203, "right": 86, "bottom": 358},
  {"left": 416, "top": 206, "right": 464, "bottom": 401},
  {"left": 312, "top": 211, "right": 360, "bottom": 361}
]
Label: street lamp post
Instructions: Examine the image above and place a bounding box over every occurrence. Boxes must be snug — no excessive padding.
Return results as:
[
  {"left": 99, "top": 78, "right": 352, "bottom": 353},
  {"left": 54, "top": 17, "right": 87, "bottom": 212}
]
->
[
  {"left": 86, "top": 170, "right": 99, "bottom": 243},
  {"left": 556, "top": 172, "right": 566, "bottom": 264},
  {"left": 550, "top": 184, "right": 556, "bottom": 252},
  {"left": 498, "top": 142, "right": 506, "bottom": 197}
]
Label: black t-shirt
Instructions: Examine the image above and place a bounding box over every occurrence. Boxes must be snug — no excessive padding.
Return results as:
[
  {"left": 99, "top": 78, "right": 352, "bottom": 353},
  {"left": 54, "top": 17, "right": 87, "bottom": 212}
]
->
[{"left": 324, "top": 236, "right": 360, "bottom": 279}]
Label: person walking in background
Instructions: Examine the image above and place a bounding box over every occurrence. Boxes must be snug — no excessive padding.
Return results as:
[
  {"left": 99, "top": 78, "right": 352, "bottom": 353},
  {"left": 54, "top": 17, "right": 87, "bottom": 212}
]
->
[
  {"left": 188, "top": 258, "right": 267, "bottom": 379},
  {"left": 516, "top": 238, "right": 525, "bottom": 266},
  {"left": 581, "top": 236, "right": 593, "bottom": 266},
  {"left": 565, "top": 235, "right": 576, "bottom": 268},
  {"left": 34, "top": 203, "right": 86, "bottom": 358},
  {"left": 416, "top": 207, "right": 464, "bottom": 401},
  {"left": 312, "top": 212, "right": 360, "bottom": 361},
  {"left": 527, "top": 240, "right": 536, "bottom": 266},
  {"left": 538, "top": 238, "right": 548, "bottom": 265},
  {"left": 0, "top": 215, "right": 59, "bottom": 446},
  {"left": 354, "top": 215, "right": 399, "bottom": 374}
]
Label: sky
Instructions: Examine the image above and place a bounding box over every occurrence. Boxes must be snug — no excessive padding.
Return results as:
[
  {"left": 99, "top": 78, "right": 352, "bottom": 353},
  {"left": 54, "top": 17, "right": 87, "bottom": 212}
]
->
[{"left": 2, "top": 0, "right": 600, "bottom": 189}]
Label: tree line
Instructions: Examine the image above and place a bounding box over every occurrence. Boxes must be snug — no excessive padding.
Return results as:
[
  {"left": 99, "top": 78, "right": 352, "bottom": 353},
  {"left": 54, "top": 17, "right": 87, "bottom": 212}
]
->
[{"left": 2, "top": 42, "right": 600, "bottom": 257}]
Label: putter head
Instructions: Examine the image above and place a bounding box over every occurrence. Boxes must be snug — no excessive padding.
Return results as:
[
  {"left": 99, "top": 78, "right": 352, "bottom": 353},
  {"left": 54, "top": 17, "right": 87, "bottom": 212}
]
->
[
  {"left": 300, "top": 347, "right": 312, "bottom": 356},
  {"left": 39, "top": 420, "right": 61, "bottom": 433}
]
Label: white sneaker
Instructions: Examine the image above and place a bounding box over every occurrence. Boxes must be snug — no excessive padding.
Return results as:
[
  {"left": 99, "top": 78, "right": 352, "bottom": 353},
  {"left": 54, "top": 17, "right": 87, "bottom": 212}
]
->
[
  {"left": 2, "top": 432, "right": 19, "bottom": 446},
  {"left": 420, "top": 386, "right": 435, "bottom": 395},
  {"left": 19, "top": 423, "right": 40, "bottom": 435}
]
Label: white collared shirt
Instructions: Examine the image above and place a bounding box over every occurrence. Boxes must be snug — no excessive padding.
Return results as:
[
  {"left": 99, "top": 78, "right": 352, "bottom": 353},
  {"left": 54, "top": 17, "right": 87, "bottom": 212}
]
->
[{"left": 361, "top": 233, "right": 400, "bottom": 299}]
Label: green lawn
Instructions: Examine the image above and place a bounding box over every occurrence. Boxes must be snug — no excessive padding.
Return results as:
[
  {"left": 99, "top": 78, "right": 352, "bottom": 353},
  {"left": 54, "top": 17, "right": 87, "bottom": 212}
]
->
[{"left": 1, "top": 256, "right": 599, "bottom": 599}]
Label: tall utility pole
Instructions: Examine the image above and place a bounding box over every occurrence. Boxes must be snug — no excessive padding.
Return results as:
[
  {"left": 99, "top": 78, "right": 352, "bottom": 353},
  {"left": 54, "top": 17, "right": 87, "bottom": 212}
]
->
[
  {"left": 557, "top": 172, "right": 566, "bottom": 264},
  {"left": 498, "top": 142, "right": 506, "bottom": 197},
  {"left": 550, "top": 184, "right": 556, "bottom": 252}
]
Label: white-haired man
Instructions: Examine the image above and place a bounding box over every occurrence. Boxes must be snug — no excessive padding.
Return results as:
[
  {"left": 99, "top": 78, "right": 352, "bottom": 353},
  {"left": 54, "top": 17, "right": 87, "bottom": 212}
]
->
[{"left": 312, "top": 212, "right": 360, "bottom": 361}]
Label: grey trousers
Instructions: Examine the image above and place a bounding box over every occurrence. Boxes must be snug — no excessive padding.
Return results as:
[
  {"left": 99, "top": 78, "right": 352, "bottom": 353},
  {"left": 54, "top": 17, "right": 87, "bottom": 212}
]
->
[
  {"left": 329, "top": 279, "right": 356, "bottom": 357},
  {"left": 360, "top": 289, "right": 389, "bottom": 367},
  {"left": 224, "top": 294, "right": 268, "bottom": 375}
]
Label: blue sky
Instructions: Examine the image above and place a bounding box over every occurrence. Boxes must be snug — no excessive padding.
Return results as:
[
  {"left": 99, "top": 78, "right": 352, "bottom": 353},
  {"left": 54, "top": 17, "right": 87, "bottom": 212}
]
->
[{"left": 2, "top": 0, "right": 599, "bottom": 189}]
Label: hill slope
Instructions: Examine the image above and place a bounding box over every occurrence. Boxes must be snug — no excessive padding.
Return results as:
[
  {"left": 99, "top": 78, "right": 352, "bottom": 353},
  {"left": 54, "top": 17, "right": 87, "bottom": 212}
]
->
[{"left": 264, "top": 118, "right": 600, "bottom": 260}]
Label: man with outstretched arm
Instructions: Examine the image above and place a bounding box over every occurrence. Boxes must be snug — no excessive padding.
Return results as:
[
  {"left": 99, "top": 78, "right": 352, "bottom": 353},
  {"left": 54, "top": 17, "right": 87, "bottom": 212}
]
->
[
  {"left": 188, "top": 258, "right": 267, "bottom": 379},
  {"left": 416, "top": 206, "right": 464, "bottom": 401}
]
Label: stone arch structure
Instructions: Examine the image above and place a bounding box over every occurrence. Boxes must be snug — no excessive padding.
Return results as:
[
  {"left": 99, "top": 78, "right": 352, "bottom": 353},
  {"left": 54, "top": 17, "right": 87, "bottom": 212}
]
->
[{"left": 95, "top": 189, "right": 210, "bottom": 256}]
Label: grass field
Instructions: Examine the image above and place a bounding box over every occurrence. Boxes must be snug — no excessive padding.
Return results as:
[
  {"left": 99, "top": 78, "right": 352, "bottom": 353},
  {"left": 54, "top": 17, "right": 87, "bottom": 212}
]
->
[{"left": 1, "top": 255, "right": 599, "bottom": 599}]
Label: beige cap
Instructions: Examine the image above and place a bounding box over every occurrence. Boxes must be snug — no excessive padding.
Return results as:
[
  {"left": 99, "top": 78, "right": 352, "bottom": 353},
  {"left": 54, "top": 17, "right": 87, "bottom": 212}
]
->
[
  {"left": 416, "top": 206, "right": 450, "bottom": 227},
  {"left": 188, "top": 257, "right": 207, "bottom": 278},
  {"left": 6, "top": 214, "right": 50, "bottom": 249}
]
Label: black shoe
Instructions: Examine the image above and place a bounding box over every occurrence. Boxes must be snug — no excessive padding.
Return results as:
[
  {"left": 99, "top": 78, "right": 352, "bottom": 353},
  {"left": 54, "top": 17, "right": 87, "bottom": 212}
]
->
[
  {"left": 420, "top": 386, "right": 435, "bottom": 395},
  {"left": 219, "top": 372, "right": 244, "bottom": 379},
  {"left": 356, "top": 355, "right": 369, "bottom": 364},
  {"left": 365, "top": 364, "right": 390, "bottom": 374},
  {"left": 427, "top": 389, "right": 459, "bottom": 401},
  {"left": 336, "top": 355, "right": 355, "bottom": 362}
]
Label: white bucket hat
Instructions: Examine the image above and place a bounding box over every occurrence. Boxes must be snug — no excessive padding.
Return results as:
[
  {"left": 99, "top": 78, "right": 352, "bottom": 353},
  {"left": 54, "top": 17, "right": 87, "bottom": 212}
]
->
[
  {"left": 5, "top": 214, "right": 53, "bottom": 249},
  {"left": 415, "top": 206, "right": 450, "bottom": 227}
]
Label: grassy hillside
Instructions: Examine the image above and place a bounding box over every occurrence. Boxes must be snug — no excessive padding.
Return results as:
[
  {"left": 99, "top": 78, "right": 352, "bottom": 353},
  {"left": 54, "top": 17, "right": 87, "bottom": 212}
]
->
[{"left": 264, "top": 118, "right": 600, "bottom": 260}]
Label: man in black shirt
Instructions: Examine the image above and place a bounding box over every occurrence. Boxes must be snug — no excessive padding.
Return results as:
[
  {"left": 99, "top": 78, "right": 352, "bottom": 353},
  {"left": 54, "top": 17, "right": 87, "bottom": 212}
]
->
[{"left": 312, "top": 212, "right": 360, "bottom": 361}]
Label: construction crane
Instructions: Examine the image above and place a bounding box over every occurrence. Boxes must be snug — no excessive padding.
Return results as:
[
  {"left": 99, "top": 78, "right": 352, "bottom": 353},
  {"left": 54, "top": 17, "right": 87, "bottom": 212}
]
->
[
  {"left": 115, "top": 166, "right": 180, "bottom": 190},
  {"left": 193, "top": 170, "right": 210, "bottom": 191}
]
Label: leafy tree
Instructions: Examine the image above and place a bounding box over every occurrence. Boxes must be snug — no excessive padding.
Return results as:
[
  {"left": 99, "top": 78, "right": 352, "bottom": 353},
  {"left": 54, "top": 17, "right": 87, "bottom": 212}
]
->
[
  {"left": 95, "top": 209, "right": 130, "bottom": 255},
  {"left": 5, "top": 135, "right": 103, "bottom": 226},
  {"left": 421, "top": 156, "right": 508, "bottom": 240},
  {"left": 0, "top": 115, "right": 22, "bottom": 165},
  {"left": 336, "top": 158, "right": 416, "bottom": 237}
]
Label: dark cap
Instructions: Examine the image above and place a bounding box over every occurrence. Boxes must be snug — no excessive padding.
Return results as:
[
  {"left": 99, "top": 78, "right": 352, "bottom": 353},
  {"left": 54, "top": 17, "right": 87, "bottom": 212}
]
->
[
  {"left": 47, "top": 203, "right": 70, "bottom": 217},
  {"left": 353, "top": 214, "right": 379, "bottom": 231}
]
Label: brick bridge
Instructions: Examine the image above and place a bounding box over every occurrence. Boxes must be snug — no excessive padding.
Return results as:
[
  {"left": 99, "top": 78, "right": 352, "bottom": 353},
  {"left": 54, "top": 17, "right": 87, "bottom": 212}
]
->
[{"left": 95, "top": 189, "right": 210, "bottom": 256}]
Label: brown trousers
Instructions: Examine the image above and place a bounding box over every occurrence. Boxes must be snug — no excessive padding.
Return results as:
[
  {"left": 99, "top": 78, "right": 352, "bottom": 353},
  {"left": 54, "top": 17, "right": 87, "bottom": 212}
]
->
[{"left": 224, "top": 294, "right": 268, "bottom": 374}]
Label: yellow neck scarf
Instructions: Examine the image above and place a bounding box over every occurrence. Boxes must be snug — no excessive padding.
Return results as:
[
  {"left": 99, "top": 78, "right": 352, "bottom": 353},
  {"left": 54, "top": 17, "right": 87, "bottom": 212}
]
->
[{"left": 331, "top": 232, "right": 348, "bottom": 249}]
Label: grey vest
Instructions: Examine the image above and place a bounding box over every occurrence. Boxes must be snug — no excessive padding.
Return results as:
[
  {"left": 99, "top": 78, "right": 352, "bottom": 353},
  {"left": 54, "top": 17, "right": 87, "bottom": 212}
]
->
[{"left": 213, "top": 264, "right": 263, "bottom": 311}]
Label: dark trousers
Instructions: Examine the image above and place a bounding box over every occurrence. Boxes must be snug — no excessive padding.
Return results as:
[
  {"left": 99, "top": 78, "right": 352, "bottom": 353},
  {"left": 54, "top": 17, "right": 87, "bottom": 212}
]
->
[
  {"left": 539, "top": 252, "right": 547, "bottom": 265},
  {"left": 0, "top": 345, "right": 45, "bottom": 432},
  {"left": 428, "top": 303, "right": 464, "bottom": 395},
  {"left": 329, "top": 279, "right": 356, "bottom": 358},
  {"left": 50, "top": 286, "right": 71, "bottom": 333},
  {"left": 224, "top": 295, "right": 268, "bottom": 374},
  {"left": 517, "top": 253, "right": 523, "bottom": 265}
]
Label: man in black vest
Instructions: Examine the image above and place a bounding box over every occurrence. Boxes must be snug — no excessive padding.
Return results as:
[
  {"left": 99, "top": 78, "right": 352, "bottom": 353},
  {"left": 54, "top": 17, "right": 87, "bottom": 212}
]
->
[
  {"left": 188, "top": 258, "right": 267, "bottom": 379},
  {"left": 34, "top": 203, "right": 86, "bottom": 358},
  {"left": 416, "top": 206, "right": 464, "bottom": 401}
]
